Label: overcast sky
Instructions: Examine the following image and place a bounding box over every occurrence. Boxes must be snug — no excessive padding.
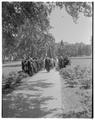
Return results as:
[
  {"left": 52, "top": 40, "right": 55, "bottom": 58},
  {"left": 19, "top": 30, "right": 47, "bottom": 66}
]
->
[{"left": 49, "top": 7, "right": 92, "bottom": 44}]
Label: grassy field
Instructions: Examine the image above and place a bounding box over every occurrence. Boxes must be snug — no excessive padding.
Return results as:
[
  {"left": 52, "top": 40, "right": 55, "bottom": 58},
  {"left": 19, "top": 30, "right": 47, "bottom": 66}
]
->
[
  {"left": 70, "top": 57, "right": 92, "bottom": 67},
  {"left": 2, "top": 61, "right": 25, "bottom": 93},
  {"left": 2, "top": 61, "right": 21, "bottom": 77}
]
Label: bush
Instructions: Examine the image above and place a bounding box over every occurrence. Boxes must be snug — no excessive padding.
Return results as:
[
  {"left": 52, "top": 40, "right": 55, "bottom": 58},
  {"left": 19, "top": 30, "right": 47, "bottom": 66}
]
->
[
  {"left": 60, "top": 65, "right": 92, "bottom": 118},
  {"left": 60, "top": 65, "right": 92, "bottom": 89}
]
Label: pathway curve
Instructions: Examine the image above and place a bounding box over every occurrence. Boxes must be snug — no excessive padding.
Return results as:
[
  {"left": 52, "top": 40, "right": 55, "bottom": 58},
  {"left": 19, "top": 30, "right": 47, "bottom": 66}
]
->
[{"left": 3, "top": 69, "right": 63, "bottom": 118}]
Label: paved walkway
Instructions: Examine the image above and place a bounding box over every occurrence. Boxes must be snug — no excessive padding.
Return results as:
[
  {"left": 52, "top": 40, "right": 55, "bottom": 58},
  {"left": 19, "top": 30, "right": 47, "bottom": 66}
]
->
[{"left": 3, "top": 69, "right": 63, "bottom": 118}]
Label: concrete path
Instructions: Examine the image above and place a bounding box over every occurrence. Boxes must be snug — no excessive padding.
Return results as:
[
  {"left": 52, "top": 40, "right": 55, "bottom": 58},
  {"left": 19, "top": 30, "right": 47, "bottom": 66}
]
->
[{"left": 3, "top": 69, "right": 63, "bottom": 118}]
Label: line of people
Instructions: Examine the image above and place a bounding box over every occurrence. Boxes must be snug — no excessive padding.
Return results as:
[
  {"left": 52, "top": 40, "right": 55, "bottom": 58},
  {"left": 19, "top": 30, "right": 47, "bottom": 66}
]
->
[
  {"left": 44, "top": 56, "right": 70, "bottom": 71},
  {"left": 22, "top": 56, "right": 44, "bottom": 76},
  {"left": 22, "top": 55, "right": 71, "bottom": 76},
  {"left": 58, "top": 56, "right": 71, "bottom": 69}
]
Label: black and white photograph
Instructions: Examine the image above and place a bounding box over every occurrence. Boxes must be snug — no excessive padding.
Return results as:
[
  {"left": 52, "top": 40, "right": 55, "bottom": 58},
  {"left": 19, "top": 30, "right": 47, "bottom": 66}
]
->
[{"left": 2, "top": 1, "right": 93, "bottom": 118}]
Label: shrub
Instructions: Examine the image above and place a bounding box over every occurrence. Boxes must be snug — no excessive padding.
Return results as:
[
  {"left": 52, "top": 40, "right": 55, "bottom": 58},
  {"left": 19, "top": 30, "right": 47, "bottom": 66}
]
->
[
  {"left": 60, "top": 65, "right": 92, "bottom": 89},
  {"left": 60, "top": 65, "right": 92, "bottom": 118}
]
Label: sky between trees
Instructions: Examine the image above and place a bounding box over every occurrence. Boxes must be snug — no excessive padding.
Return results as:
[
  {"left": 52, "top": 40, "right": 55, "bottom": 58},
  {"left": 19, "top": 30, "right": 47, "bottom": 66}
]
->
[{"left": 49, "top": 6, "right": 92, "bottom": 44}]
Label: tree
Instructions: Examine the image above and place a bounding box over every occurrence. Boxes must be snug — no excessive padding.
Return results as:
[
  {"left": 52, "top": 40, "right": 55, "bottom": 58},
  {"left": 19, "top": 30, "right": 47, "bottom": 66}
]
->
[
  {"left": 54, "top": 2, "right": 92, "bottom": 23},
  {"left": 2, "top": 2, "right": 51, "bottom": 59},
  {"left": 2, "top": 2, "right": 92, "bottom": 60}
]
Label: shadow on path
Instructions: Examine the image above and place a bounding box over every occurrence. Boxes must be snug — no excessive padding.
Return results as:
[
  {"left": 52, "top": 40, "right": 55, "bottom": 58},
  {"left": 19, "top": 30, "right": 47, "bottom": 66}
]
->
[
  {"left": 2, "top": 69, "right": 62, "bottom": 118},
  {"left": 3, "top": 77, "right": 56, "bottom": 117},
  {"left": 3, "top": 94, "right": 56, "bottom": 118}
]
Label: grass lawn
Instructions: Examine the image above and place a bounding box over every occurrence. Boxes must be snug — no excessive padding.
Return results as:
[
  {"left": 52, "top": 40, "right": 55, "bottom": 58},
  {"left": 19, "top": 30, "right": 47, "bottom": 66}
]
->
[{"left": 2, "top": 61, "right": 21, "bottom": 77}]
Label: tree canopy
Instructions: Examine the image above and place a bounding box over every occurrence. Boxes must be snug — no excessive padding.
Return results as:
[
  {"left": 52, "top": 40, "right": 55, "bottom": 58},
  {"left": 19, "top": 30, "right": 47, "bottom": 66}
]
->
[{"left": 2, "top": 2, "right": 92, "bottom": 61}]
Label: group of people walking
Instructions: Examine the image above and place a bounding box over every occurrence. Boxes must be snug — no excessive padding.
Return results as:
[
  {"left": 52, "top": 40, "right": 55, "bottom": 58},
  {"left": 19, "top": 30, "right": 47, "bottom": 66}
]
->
[
  {"left": 22, "top": 55, "right": 70, "bottom": 76},
  {"left": 58, "top": 56, "right": 70, "bottom": 69},
  {"left": 44, "top": 57, "right": 55, "bottom": 72},
  {"left": 44, "top": 56, "right": 70, "bottom": 71},
  {"left": 22, "top": 56, "right": 44, "bottom": 76}
]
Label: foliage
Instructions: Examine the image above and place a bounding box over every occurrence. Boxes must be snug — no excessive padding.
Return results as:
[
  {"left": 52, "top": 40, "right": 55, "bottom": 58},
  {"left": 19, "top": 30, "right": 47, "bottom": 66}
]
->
[
  {"left": 2, "top": 2, "right": 56, "bottom": 60},
  {"left": 55, "top": 41, "right": 92, "bottom": 57},
  {"left": 60, "top": 65, "right": 92, "bottom": 117},
  {"left": 56, "top": 2, "right": 92, "bottom": 23},
  {"left": 62, "top": 110, "right": 90, "bottom": 118},
  {"left": 16, "top": 18, "right": 55, "bottom": 59},
  {"left": 60, "top": 65, "right": 92, "bottom": 86},
  {"left": 2, "top": 2, "right": 92, "bottom": 61}
]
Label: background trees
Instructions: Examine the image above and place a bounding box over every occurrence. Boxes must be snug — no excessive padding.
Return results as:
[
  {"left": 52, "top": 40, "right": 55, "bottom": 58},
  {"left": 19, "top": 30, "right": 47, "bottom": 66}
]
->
[{"left": 55, "top": 41, "right": 92, "bottom": 57}]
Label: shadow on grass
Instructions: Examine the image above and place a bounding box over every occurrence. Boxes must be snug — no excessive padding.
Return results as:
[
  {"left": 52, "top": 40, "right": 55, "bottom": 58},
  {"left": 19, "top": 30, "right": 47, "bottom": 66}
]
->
[
  {"left": 2, "top": 71, "right": 29, "bottom": 94},
  {"left": 2, "top": 93, "right": 56, "bottom": 118}
]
